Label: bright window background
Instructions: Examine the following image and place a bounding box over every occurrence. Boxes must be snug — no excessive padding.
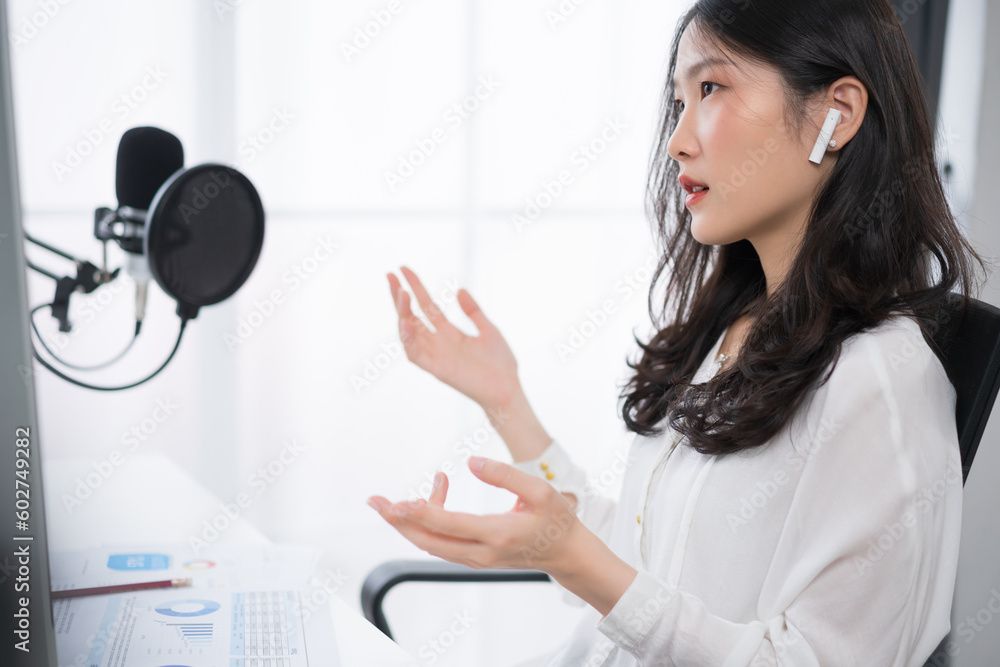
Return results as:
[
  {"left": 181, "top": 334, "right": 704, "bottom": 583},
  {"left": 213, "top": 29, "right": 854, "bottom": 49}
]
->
[{"left": 10, "top": 1, "right": 687, "bottom": 664}]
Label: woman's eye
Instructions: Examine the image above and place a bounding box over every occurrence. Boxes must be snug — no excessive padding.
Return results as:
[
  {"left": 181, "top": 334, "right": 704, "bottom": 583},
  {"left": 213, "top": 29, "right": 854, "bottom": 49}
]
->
[{"left": 673, "top": 82, "right": 720, "bottom": 114}]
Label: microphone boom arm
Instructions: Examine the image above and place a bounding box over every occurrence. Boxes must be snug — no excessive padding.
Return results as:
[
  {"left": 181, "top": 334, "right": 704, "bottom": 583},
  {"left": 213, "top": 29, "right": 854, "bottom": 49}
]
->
[{"left": 24, "top": 230, "right": 119, "bottom": 332}]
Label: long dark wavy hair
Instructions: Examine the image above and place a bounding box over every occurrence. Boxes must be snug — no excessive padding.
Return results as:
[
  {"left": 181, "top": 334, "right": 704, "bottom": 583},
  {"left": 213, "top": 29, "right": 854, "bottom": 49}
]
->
[{"left": 618, "top": 0, "right": 990, "bottom": 456}]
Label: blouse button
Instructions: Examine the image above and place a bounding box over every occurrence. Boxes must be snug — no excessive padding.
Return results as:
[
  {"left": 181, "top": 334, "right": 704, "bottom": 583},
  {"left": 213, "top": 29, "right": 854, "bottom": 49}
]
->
[
  {"left": 539, "top": 462, "right": 549, "bottom": 471},
  {"left": 545, "top": 471, "right": 554, "bottom": 480},
  {"left": 636, "top": 514, "right": 641, "bottom": 524}
]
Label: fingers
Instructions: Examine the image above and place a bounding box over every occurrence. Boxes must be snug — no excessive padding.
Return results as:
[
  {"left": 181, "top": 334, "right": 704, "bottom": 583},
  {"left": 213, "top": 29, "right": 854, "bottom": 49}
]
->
[
  {"left": 396, "top": 288, "right": 418, "bottom": 344},
  {"left": 386, "top": 272, "right": 401, "bottom": 313},
  {"left": 393, "top": 267, "right": 487, "bottom": 337},
  {"left": 399, "top": 266, "right": 452, "bottom": 331},
  {"left": 429, "top": 471, "right": 448, "bottom": 507},
  {"left": 367, "top": 495, "right": 495, "bottom": 566},
  {"left": 468, "top": 456, "right": 545, "bottom": 506},
  {"left": 368, "top": 491, "right": 490, "bottom": 543},
  {"left": 398, "top": 501, "right": 493, "bottom": 543},
  {"left": 456, "top": 288, "right": 493, "bottom": 334},
  {"left": 387, "top": 272, "right": 429, "bottom": 346}
]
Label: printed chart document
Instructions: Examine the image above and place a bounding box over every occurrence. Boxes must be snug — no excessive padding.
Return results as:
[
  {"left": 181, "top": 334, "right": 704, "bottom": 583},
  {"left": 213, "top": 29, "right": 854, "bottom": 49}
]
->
[
  {"left": 50, "top": 543, "right": 341, "bottom": 666},
  {"left": 53, "top": 587, "right": 339, "bottom": 667}
]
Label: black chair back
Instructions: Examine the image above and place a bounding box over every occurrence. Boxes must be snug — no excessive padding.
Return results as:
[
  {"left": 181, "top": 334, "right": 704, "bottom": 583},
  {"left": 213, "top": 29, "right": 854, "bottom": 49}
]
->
[
  {"left": 922, "top": 293, "right": 1000, "bottom": 667},
  {"left": 926, "top": 293, "right": 1000, "bottom": 484}
]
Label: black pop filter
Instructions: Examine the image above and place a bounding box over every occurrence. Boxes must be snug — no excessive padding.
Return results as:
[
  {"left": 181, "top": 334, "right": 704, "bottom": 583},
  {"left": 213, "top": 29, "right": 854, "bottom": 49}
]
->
[
  {"left": 116, "top": 127, "right": 184, "bottom": 210},
  {"left": 144, "top": 164, "right": 265, "bottom": 320}
]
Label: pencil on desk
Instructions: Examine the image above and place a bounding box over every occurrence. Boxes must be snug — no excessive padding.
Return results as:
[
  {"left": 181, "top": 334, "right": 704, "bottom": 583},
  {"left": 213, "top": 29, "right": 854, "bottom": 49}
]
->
[{"left": 51, "top": 577, "right": 192, "bottom": 600}]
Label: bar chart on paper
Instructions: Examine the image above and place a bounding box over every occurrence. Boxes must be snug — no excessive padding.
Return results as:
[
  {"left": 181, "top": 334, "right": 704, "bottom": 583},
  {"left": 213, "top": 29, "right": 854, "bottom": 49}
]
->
[
  {"left": 138, "top": 597, "right": 226, "bottom": 657},
  {"left": 54, "top": 588, "right": 337, "bottom": 667},
  {"left": 157, "top": 620, "right": 216, "bottom": 648}
]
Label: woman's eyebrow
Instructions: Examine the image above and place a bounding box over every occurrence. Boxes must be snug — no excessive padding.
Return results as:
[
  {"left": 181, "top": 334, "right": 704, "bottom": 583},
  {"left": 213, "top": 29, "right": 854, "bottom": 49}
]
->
[{"left": 672, "top": 55, "right": 729, "bottom": 88}]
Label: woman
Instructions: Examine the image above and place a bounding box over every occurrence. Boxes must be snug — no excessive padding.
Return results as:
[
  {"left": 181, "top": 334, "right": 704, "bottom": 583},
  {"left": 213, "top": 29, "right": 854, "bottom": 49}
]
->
[{"left": 366, "top": 0, "right": 989, "bottom": 663}]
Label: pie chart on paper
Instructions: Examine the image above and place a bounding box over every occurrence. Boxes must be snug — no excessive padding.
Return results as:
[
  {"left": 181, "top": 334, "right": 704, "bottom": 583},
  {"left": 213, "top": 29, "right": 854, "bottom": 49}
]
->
[
  {"left": 154, "top": 599, "right": 222, "bottom": 617},
  {"left": 182, "top": 559, "right": 216, "bottom": 570}
]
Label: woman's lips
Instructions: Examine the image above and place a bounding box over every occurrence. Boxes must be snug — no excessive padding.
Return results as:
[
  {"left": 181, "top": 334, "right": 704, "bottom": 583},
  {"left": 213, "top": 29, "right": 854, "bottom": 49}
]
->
[{"left": 685, "top": 188, "right": 709, "bottom": 206}]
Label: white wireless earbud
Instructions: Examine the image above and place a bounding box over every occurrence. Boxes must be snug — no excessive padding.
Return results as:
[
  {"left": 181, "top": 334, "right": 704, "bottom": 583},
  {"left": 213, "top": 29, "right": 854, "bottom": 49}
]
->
[{"left": 809, "top": 107, "right": 841, "bottom": 164}]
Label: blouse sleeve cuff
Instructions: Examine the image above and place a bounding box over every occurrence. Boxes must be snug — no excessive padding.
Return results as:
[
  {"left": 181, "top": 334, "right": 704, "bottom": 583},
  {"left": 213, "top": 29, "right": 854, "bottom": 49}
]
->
[
  {"left": 510, "top": 438, "right": 589, "bottom": 504},
  {"left": 595, "top": 568, "right": 674, "bottom": 652}
]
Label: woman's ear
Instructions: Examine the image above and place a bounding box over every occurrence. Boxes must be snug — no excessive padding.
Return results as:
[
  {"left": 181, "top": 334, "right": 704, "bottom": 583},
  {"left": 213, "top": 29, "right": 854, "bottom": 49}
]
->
[{"left": 823, "top": 76, "right": 868, "bottom": 151}]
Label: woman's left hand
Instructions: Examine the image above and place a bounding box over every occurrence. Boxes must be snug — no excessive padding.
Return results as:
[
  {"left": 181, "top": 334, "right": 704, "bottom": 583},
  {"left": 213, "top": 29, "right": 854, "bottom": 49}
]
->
[{"left": 366, "top": 456, "right": 582, "bottom": 577}]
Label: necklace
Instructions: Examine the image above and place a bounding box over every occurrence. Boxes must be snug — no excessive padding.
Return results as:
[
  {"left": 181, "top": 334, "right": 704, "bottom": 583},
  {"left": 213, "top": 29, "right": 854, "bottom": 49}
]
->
[{"left": 715, "top": 351, "right": 729, "bottom": 371}]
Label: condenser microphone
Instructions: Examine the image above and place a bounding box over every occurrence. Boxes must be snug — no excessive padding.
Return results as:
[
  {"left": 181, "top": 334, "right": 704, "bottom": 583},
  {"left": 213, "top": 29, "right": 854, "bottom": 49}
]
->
[
  {"left": 113, "top": 127, "right": 184, "bottom": 327},
  {"left": 116, "top": 126, "right": 184, "bottom": 224},
  {"left": 31, "top": 125, "right": 264, "bottom": 392},
  {"left": 93, "top": 126, "right": 264, "bottom": 323}
]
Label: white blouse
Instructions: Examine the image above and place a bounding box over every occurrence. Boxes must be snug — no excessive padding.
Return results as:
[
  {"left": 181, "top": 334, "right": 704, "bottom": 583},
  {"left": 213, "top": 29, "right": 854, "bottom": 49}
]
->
[{"left": 512, "top": 314, "right": 962, "bottom": 666}]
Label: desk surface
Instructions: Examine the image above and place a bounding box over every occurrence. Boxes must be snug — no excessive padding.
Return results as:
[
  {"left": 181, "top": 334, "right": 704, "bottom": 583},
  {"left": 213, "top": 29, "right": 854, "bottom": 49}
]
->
[{"left": 43, "top": 452, "right": 417, "bottom": 667}]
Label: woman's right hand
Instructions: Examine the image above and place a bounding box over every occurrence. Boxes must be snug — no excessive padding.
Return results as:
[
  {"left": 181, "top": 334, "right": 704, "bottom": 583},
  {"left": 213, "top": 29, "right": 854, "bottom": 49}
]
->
[{"left": 388, "top": 266, "right": 520, "bottom": 411}]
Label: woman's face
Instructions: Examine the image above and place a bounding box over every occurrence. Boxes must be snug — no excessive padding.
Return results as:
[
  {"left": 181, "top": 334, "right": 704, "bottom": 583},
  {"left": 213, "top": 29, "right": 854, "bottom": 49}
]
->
[{"left": 667, "top": 23, "right": 834, "bottom": 249}]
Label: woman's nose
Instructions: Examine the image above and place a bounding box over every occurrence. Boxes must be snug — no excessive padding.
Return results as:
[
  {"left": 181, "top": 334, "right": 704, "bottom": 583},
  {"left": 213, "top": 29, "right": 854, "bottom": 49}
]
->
[{"left": 667, "top": 113, "right": 698, "bottom": 162}]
